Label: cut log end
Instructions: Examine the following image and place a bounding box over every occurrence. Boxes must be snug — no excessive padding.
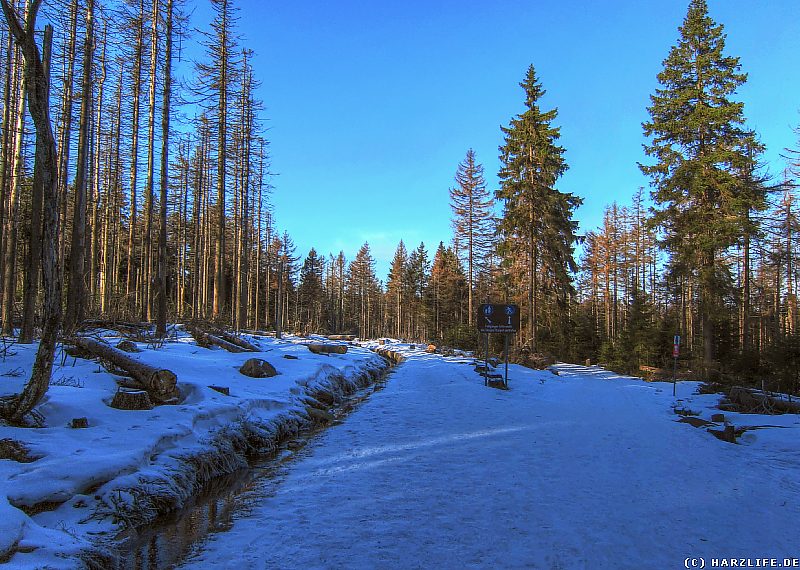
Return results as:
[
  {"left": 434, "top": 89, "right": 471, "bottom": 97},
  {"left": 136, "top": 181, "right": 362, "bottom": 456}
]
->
[
  {"left": 148, "top": 370, "right": 179, "bottom": 399},
  {"left": 240, "top": 358, "right": 278, "bottom": 378},
  {"left": 307, "top": 343, "right": 348, "bottom": 355}
]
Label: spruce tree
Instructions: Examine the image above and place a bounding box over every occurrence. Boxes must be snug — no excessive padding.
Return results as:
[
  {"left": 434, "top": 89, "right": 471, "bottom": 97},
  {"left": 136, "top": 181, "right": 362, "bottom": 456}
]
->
[
  {"left": 450, "top": 149, "right": 494, "bottom": 324},
  {"left": 496, "top": 64, "right": 581, "bottom": 352},
  {"left": 386, "top": 240, "right": 408, "bottom": 338},
  {"left": 298, "top": 248, "right": 325, "bottom": 333},
  {"left": 641, "top": 0, "right": 765, "bottom": 369}
]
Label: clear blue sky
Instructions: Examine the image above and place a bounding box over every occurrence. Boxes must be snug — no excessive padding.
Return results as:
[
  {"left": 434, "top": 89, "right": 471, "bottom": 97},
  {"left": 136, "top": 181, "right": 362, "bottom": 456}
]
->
[{"left": 194, "top": 0, "right": 799, "bottom": 279}]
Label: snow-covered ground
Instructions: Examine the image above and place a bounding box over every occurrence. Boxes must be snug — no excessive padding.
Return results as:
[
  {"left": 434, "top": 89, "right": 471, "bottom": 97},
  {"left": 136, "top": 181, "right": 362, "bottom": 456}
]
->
[
  {"left": 0, "top": 329, "right": 387, "bottom": 568},
  {"left": 176, "top": 346, "right": 800, "bottom": 570}
]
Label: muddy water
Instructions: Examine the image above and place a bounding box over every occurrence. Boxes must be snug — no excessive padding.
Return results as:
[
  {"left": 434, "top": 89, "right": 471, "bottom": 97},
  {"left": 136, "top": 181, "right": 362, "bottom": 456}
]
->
[{"left": 113, "top": 373, "right": 392, "bottom": 570}]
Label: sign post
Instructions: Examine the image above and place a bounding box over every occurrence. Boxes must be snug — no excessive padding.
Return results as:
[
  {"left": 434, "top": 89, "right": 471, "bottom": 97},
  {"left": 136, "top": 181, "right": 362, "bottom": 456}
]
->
[
  {"left": 477, "top": 303, "right": 520, "bottom": 388},
  {"left": 672, "top": 334, "right": 680, "bottom": 396}
]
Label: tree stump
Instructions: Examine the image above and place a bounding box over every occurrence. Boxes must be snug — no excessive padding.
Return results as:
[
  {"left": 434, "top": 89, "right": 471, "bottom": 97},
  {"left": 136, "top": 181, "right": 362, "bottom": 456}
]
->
[
  {"left": 111, "top": 389, "right": 153, "bottom": 410},
  {"left": 208, "top": 385, "right": 230, "bottom": 396},
  {"left": 116, "top": 340, "right": 140, "bottom": 353},
  {"left": 70, "top": 417, "right": 89, "bottom": 428},
  {"left": 239, "top": 358, "right": 278, "bottom": 378}
]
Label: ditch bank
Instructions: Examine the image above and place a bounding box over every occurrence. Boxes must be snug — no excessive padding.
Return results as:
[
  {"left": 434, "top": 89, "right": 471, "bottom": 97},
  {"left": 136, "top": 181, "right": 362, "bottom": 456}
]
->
[{"left": 86, "top": 352, "right": 399, "bottom": 569}]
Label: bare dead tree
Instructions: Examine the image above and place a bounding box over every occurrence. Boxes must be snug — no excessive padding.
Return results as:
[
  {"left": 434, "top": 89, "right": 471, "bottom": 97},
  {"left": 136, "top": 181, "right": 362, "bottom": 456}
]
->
[{"left": 0, "top": 0, "right": 63, "bottom": 424}]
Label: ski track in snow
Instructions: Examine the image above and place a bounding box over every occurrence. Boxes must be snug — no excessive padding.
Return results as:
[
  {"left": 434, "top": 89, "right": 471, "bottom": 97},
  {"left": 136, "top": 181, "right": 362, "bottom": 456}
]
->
[{"left": 178, "top": 350, "right": 800, "bottom": 570}]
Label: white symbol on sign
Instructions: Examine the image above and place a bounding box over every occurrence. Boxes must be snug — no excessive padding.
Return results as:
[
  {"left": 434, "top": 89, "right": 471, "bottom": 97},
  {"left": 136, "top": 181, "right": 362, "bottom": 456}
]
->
[
  {"left": 484, "top": 306, "right": 493, "bottom": 316},
  {"left": 505, "top": 306, "right": 515, "bottom": 315}
]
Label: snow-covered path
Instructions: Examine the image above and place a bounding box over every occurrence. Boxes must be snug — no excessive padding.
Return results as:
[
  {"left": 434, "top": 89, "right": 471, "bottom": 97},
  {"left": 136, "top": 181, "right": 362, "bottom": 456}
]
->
[{"left": 178, "top": 350, "right": 800, "bottom": 569}]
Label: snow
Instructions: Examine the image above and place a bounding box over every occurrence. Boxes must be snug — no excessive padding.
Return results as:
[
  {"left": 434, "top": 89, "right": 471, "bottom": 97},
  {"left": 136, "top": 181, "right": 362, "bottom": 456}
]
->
[
  {"left": 175, "top": 346, "right": 800, "bottom": 570},
  {"left": 3, "top": 337, "right": 800, "bottom": 569},
  {"left": 0, "top": 330, "right": 387, "bottom": 568}
]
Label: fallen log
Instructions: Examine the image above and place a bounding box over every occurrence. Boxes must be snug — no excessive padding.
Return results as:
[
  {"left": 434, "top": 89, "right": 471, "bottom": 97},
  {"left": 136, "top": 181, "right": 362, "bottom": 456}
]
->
[
  {"left": 327, "top": 334, "right": 355, "bottom": 341},
  {"left": 70, "top": 336, "right": 178, "bottom": 402},
  {"left": 187, "top": 326, "right": 248, "bottom": 353},
  {"left": 307, "top": 343, "right": 348, "bottom": 355},
  {"left": 728, "top": 386, "right": 800, "bottom": 414},
  {"left": 216, "top": 331, "right": 259, "bottom": 352}
]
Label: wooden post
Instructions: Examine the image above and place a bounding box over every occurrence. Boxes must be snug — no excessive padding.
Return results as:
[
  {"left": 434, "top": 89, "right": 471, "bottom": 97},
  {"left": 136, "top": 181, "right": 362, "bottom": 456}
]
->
[{"left": 504, "top": 333, "right": 509, "bottom": 388}]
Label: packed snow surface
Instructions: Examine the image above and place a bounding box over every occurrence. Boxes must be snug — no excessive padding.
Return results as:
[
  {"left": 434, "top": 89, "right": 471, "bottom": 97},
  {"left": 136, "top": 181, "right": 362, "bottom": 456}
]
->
[
  {"left": 178, "top": 346, "right": 800, "bottom": 570},
  {"left": 0, "top": 330, "right": 386, "bottom": 568}
]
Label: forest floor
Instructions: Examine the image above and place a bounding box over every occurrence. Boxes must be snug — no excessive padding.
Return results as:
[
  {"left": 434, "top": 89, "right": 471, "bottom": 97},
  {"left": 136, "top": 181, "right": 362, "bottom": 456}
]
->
[
  {"left": 0, "top": 329, "right": 388, "bottom": 569},
  {"left": 2, "top": 336, "right": 800, "bottom": 569}
]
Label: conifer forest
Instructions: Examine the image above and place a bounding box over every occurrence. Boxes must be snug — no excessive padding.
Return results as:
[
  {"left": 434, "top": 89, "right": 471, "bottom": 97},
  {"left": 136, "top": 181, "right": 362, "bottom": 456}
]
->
[{"left": 0, "top": 0, "right": 799, "bottom": 424}]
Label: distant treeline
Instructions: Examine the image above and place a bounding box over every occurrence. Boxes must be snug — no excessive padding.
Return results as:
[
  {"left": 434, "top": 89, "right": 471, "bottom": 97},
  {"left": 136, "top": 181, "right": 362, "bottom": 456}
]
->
[{"left": 0, "top": 0, "right": 798, "bottom": 405}]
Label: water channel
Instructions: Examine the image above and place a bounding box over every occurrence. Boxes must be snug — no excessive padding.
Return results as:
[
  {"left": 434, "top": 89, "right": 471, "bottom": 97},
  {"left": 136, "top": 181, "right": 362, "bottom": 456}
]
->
[{"left": 113, "top": 370, "right": 394, "bottom": 570}]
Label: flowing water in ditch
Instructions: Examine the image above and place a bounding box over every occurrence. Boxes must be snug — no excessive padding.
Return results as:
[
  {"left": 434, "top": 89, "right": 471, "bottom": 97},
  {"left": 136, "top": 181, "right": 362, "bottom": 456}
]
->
[{"left": 112, "top": 371, "right": 393, "bottom": 570}]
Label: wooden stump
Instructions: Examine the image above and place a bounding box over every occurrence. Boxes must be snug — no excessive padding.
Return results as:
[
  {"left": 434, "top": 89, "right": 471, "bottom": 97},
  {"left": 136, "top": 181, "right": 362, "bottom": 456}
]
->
[
  {"left": 111, "top": 389, "right": 153, "bottom": 410},
  {"left": 116, "top": 340, "right": 140, "bottom": 353},
  {"left": 70, "top": 417, "right": 89, "bottom": 428},
  {"left": 208, "top": 385, "right": 230, "bottom": 396},
  {"left": 239, "top": 358, "right": 278, "bottom": 378}
]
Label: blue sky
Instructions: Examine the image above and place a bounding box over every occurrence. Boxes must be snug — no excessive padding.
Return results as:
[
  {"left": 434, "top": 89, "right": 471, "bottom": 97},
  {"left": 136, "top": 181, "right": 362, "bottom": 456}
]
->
[{"left": 194, "top": 0, "right": 799, "bottom": 279}]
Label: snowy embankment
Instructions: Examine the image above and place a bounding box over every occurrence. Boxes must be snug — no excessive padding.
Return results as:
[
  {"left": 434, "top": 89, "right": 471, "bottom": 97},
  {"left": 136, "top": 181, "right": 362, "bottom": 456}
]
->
[
  {"left": 0, "top": 329, "right": 389, "bottom": 568},
  {"left": 177, "top": 346, "right": 800, "bottom": 570}
]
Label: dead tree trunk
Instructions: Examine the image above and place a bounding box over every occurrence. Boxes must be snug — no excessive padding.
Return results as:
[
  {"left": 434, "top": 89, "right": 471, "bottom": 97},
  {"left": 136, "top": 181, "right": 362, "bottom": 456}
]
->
[
  {"left": 155, "top": 0, "right": 173, "bottom": 337},
  {"left": 1, "top": 47, "right": 25, "bottom": 336},
  {"left": 64, "top": 0, "right": 94, "bottom": 334},
  {"left": 18, "top": 24, "right": 51, "bottom": 343},
  {"left": 125, "top": 0, "right": 145, "bottom": 312},
  {"left": 140, "top": 0, "right": 159, "bottom": 322},
  {"left": 0, "top": 0, "right": 63, "bottom": 424}
]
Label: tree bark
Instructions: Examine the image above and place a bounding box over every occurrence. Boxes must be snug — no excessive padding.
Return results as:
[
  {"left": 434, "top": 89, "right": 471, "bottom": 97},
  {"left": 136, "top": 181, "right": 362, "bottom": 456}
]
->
[
  {"left": 0, "top": 0, "right": 63, "bottom": 424},
  {"left": 18, "top": 24, "right": 51, "bottom": 343},
  {"left": 64, "top": 0, "right": 95, "bottom": 334},
  {"left": 70, "top": 336, "right": 177, "bottom": 401},
  {"left": 125, "top": 0, "right": 145, "bottom": 311},
  {"left": 1, "top": 47, "right": 26, "bottom": 336},
  {"left": 155, "top": 0, "right": 173, "bottom": 337}
]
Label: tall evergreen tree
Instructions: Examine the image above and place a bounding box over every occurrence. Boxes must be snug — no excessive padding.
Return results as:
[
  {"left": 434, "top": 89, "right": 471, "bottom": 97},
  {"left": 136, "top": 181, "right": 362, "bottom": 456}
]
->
[
  {"left": 496, "top": 64, "right": 581, "bottom": 352},
  {"left": 641, "top": 0, "right": 765, "bottom": 369},
  {"left": 298, "top": 247, "right": 325, "bottom": 333},
  {"left": 406, "top": 242, "right": 429, "bottom": 340},
  {"left": 347, "top": 242, "right": 379, "bottom": 338},
  {"left": 450, "top": 148, "right": 494, "bottom": 324},
  {"left": 386, "top": 240, "right": 408, "bottom": 338}
]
